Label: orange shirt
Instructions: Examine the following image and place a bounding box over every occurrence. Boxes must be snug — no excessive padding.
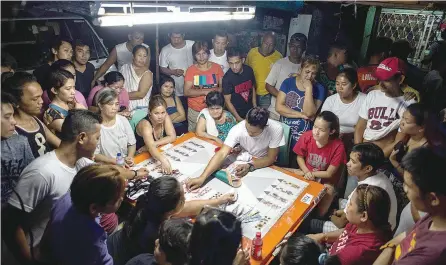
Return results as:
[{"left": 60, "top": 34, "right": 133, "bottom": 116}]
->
[
  {"left": 357, "top": 64, "right": 379, "bottom": 93},
  {"left": 185, "top": 62, "right": 224, "bottom": 111}
]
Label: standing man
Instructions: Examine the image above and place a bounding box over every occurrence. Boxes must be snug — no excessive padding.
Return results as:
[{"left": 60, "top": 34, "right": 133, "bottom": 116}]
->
[
  {"left": 73, "top": 40, "right": 95, "bottom": 98},
  {"left": 223, "top": 48, "right": 256, "bottom": 122},
  {"left": 266, "top": 33, "right": 307, "bottom": 120},
  {"left": 209, "top": 31, "right": 230, "bottom": 74},
  {"left": 159, "top": 28, "right": 195, "bottom": 112},
  {"left": 2, "top": 109, "right": 102, "bottom": 265},
  {"left": 92, "top": 27, "right": 149, "bottom": 86},
  {"left": 246, "top": 31, "right": 283, "bottom": 109}
]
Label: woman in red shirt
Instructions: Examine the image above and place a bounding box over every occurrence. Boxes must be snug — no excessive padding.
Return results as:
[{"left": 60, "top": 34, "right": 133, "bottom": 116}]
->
[
  {"left": 292, "top": 111, "right": 346, "bottom": 216},
  {"left": 308, "top": 184, "right": 392, "bottom": 265}
]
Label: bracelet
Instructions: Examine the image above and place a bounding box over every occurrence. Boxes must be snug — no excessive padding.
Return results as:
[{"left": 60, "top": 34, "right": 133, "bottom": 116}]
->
[
  {"left": 323, "top": 233, "right": 328, "bottom": 243},
  {"left": 132, "top": 170, "right": 137, "bottom": 179}
]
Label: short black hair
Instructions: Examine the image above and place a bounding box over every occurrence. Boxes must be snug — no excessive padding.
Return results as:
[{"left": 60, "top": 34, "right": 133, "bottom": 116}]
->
[
  {"left": 130, "top": 26, "right": 144, "bottom": 35},
  {"left": 2, "top": 72, "right": 37, "bottom": 101},
  {"left": 1, "top": 92, "right": 17, "bottom": 107},
  {"left": 328, "top": 42, "right": 349, "bottom": 61},
  {"left": 205, "top": 91, "right": 224, "bottom": 107},
  {"left": 102, "top": 71, "right": 125, "bottom": 86},
  {"left": 227, "top": 47, "right": 243, "bottom": 59},
  {"left": 391, "top": 39, "right": 413, "bottom": 60},
  {"left": 406, "top": 103, "right": 428, "bottom": 126},
  {"left": 246, "top": 107, "right": 269, "bottom": 128},
  {"left": 169, "top": 27, "right": 184, "bottom": 35},
  {"left": 1, "top": 52, "right": 17, "bottom": 70},
  {"left": 60, "top": 109, "right": 102, "bottom": 142},
  {"left": 401, "top": 147, "right": 446, "bottom": 196},
  {"left": 73, "top": 39, "right": 89, "bottom": 49},
  {"left": 215, "top": 30, "right": 228, "bottom": 39},
  {"left": 49, "top": 69, "right": 74, "bottom": 91},
  {"left": 132, "top": 45, "right": 149, "bottom": 56},
  {"left": 337, "top": 68, "right": 358, "bottom": 88},
  {"left": 289, "top": 33, "right": 307, "bottom": 46},
  {"left": 50, "top": 59, "right": 75, "bottom": 72},
  {"left": 351, "top": 143, "right": 385, "bottom": 171},
  {"left": 369, "top": 37, "right": 393, "bottom": 56},
  {"left": 51, "top": 37, "right": 73, "bottom": 51},
  {"left": 158, "top": 219, "right": 192, "bottom": 265}
]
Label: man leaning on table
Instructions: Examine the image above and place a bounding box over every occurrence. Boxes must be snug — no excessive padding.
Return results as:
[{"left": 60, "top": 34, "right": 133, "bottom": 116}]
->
[{"left": 186, "top": 107, "right": 285, "bottom": 190}]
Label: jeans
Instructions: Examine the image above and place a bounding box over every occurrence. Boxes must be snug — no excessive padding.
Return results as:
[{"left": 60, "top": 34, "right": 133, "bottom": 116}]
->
[{"left": 256, "top": 94, "right": 271, "bottom": 109}]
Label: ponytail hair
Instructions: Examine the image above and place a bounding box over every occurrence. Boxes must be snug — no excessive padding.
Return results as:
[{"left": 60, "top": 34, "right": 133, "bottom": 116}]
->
[{"left": 316, "top": 111, "right": 340, "bottom": 139}]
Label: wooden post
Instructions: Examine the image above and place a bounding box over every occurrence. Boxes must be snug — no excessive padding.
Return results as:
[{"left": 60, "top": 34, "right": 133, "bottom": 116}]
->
[{"left": 155, "top": 4, "right": 160, "bottom": 85}]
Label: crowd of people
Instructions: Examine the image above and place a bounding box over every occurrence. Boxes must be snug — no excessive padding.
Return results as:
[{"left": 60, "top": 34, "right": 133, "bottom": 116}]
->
[{"left": 1, "top": 24, "right": 446, "bottom": 265}]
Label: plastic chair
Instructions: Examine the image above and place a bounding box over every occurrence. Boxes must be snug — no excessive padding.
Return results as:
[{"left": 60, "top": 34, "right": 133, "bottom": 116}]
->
[{"left": 276, "top": 123, "right": 291, "bottom": 167}]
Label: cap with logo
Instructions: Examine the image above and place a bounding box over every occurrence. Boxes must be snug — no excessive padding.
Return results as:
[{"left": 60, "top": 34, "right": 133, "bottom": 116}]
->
[{"left": 374, "top": 57, "right": 406, "bottom": 81}]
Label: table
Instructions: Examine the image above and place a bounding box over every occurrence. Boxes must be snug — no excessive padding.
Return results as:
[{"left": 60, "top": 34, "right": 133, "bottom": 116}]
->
[{"left": 133, "top": 133, "right": 326, "bottom": 265}]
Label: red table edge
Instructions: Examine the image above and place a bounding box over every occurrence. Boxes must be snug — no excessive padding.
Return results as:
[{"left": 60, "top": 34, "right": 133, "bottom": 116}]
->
[{"left": 133, "top": 133, "right": 326, "bottom": 264}]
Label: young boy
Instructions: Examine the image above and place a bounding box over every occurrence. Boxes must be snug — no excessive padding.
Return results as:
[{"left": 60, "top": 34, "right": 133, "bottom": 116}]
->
[
  {"left": 125, "top": 219, "right": 193, "bottom": 265},
  {"left": 374, "top": 147, "right": 446, "bottom": 265}
]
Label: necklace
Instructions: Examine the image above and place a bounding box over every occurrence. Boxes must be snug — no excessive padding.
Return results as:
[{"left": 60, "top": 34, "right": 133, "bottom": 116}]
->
[{"left": 153, "top": 123, "right": 164, "bottom": 141}]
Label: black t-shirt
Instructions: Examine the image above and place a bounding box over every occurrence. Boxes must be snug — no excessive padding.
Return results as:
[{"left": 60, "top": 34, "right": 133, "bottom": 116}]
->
[
  {"left": 222, "top": 65, "right": 255, "bottom": 119},
  {"left": 125, "top": 254, "right": 157, "bottom": 265},
  {"left": 75, "top": 62, "right": 95, "bottom": 98},
  {"left": 33, "top": 63, "right": 52, "bottom": 91}
]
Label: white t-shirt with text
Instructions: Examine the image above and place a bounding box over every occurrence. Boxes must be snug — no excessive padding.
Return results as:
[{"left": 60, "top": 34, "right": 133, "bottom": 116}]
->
[
  {"left": 209, "top": 49, "right": 229, "bottom": 74},
  {"left": 95, "top": 115, "right": 136, "bottom": 158},
  {"left": 224, "top": 119, "right": 285, "bottom": 158},
  {"left": 265, "top": 57, "right": 301, "bottom": 119},
  {"left": 322, "top": 92, "right": 366, "bottom": 134},
  {"left": 159, "top": 40, "right": 195, "bottom": 96},
  {"left": 358, "top": 90, "right": 415, "bottom": 141}
]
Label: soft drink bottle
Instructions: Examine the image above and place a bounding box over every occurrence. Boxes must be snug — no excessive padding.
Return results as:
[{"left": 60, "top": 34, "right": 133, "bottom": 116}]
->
[
  {"left": 251, "top": 232, "right": 263, "bottom": 260},
  {"left": 116, "top": 153, "right": 125, "bottom": 167}
]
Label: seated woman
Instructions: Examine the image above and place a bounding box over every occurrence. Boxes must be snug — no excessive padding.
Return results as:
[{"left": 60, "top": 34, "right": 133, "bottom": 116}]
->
[
  {"left": 155, "top": 75, "right": 187, "bottom": 136},
  {"left": 120, "top": 45, "right": 153, "bottom": 112},
  {"left": 125, "top": 219, "right": 192, "bottom": 265},
  {"left": 94, "top": 88, "right": 140, "bottom": 168},
  {"left": 43, "top": 69, "right": 86, "bottom": 136},
  {"left": 280, "top": 234, "right": 340, "bottom": 265},
  {"left": 135, "top": 95, "right": 176, "bottom": 174},
  {"left": 40, "top": 164, "right": 126, "bottom": 265},
  {"left": 189, "top": 208, "right": 246, "bottom": 265},
  {"left": 321, "top": 68, "right": 366, "bottom": 153},
  {"left": 292, "top": 111, "right": 346, "bottom": 217},
  {"left": 107, "top": 176, "right": 235, "bottom": 265},
  {"left": 196, "top": 91, "right": 237, "bottom": 144},
  {"left": 276, "top": 55, "right": 327, "bottom": 149},
  {"left": 308, "top": 185, "right": 392, "bottom": 265},
  {"left": 42, "top": 59, "right": 88, "bottom": 112},
  {"left": 87, "top": 71, "right": 130, "bottom": 117}
]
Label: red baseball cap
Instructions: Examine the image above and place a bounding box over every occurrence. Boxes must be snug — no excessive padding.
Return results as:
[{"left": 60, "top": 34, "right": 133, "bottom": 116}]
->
[{"left": 374, "top": 57, "right": 406, "bottom": 81}]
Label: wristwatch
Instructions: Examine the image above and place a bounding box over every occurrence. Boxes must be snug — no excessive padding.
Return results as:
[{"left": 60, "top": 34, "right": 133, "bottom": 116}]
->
[
  {"left": 248, "top": 163, "right": 255, "bottom": 172},
  {"left": 132, "top": 170, "right": 138, "bottom": 179}
]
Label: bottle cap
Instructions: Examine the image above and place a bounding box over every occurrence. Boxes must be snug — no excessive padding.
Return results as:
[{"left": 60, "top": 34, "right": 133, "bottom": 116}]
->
[
  {"left": 256, "top": 232, "right": 261, "bottom": 237},
  {"left": 117, "top": 153, "right": 122, "bottom": 157}
]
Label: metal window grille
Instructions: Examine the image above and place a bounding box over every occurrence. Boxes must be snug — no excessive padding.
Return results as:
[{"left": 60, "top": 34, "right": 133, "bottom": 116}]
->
[{"left": 377, "top": 8, "right": 443, "bottom": 67}]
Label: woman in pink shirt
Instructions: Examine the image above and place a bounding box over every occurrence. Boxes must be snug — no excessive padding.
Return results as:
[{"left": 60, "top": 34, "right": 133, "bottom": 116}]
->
[
  {"left": 87, "top": 71, "right": 130, "bottom": 118},
  {"left": 308, "top": 185, "right": 392, "bottom": 265}
]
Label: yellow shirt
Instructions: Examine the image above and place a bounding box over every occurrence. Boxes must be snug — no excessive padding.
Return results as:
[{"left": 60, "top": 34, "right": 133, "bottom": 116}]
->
[{"left": 246, "top": 48, "right": 282, "bottom": 96}]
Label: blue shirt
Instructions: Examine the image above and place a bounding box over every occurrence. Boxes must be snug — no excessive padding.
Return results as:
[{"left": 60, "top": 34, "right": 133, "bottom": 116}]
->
[
  {"left": 279, "top": 77, "right": 326, "bottom": 146},
  {"left": 43, "top": 193, "right": 113, "bottom": 265}
]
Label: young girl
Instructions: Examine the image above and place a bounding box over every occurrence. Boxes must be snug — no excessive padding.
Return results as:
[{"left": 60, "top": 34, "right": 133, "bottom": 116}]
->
[
  {"left": 280, "top": 234, "right": 340, "bottom": 265},
  {"left": 156, "top": 76, "right": 187, "bottom": 135},
  {"left": 93, "top": 88, "right": 139, "bottom": 168},
  {"left": 135, "top": 95, "right": 177, "bottom": 174},
  {"left": 43, "top": 69, "right": 86, "bottom": 136},
  {"left": 293, "top": 111, "right": 346, "bottom": 216},
  {"left": 276, "top": 55, "right": 327, "bottom": 148},
  {"left": 196, "top": 91, "right": 237, "bottom": 143},
  {"left": 88, "top": 71, "right": 130, "bottom": 117},
  {"left": 308, "top": 185, "right": 392, "bottom": 265}
]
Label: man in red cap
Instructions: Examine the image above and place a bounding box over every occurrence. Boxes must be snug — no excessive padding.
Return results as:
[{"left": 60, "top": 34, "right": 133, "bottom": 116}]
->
[{"left": 354, "top": 57, "right": 417, "bottom": 157}]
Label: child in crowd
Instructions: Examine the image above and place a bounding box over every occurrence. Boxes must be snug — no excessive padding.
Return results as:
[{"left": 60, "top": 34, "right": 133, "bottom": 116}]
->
[
  {"left": 309, "top": 185, "right": 392, "bottom": 265},
  {"left": 184, "top": 40, "right": 224, "bottom": 132},
  {"left": 88, "top": 71, "right": 130, "bottom": 118},
  {"left": 374, "top": 147, "right": 446, "bottom": 265},
  {"left": 189, "top": 207, "right": 248, "bottom": 265},
  {"left": 93, "top": 88, "right": 139, "bottom": 169},
  {"left": 135, "top": 95, "right": 177, "bottom": 174},
  {"left": 125, "top": 219, "right": 193, "bottom": 265},
  {"left": 276, "top": 55, "right": 326, "bottom": 148},
  {"left": 39, "top": 164, "right": 126, "bottom": 265},
  {"left": 43, "top": 69, "right": 86, "bottom": 136},
  {"left": 196, "top": 91, "right": 236, "bottom": 143},
  {"left": 280, "top": 234, "right": 340, "bottom": 265},
  {"left": 293, "top": 111, "right": 346, "bottom": 216},
  {"left": 155, "top": 75, "right": 187, "bottom": 135}
]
